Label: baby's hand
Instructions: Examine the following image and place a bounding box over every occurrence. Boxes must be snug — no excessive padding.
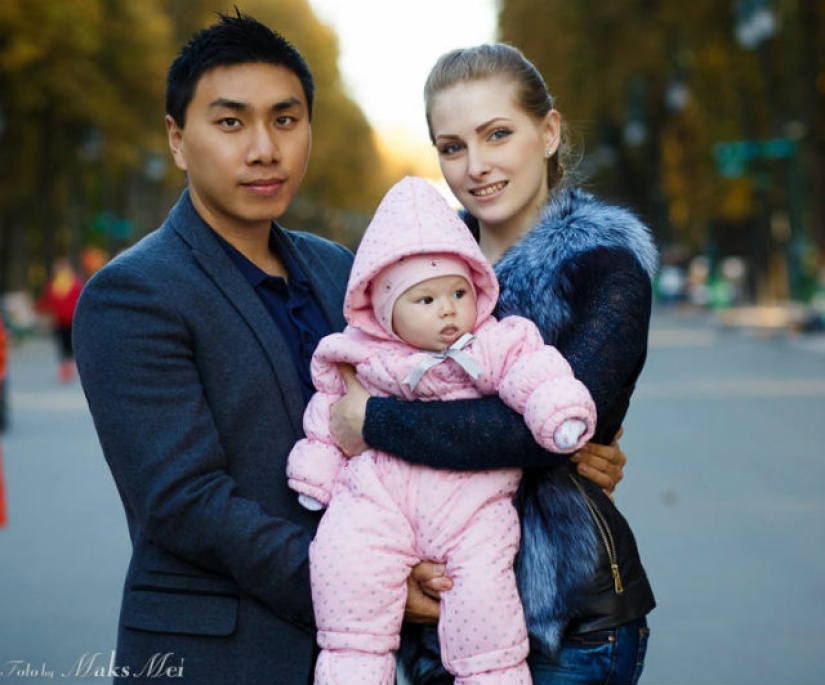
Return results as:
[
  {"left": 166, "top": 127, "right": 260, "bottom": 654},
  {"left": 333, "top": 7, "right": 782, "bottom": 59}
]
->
[
  {"left": 554, "top": 419, "right": 587, "bottom": 450},
  {"left": 298, "top": 494, "right": 325, "bottom": 511}
]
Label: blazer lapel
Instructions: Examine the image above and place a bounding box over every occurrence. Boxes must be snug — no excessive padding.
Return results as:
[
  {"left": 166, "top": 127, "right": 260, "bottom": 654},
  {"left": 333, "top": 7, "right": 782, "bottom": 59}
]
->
[{"left": 168, "top": 191, "right": 308, "bottom": 434}]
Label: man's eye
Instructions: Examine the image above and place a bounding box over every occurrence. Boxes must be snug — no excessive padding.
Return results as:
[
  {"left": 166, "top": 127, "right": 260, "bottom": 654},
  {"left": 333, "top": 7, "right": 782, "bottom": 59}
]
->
[{"left": 276, "top": 115, "right": 297, "bottom": 127}]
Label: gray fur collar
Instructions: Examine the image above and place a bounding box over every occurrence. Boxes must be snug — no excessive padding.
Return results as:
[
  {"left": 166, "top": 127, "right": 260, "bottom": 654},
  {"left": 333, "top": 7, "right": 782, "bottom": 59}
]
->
[{"left": 489, "top": 187, "right": 658, "bottom": 339}]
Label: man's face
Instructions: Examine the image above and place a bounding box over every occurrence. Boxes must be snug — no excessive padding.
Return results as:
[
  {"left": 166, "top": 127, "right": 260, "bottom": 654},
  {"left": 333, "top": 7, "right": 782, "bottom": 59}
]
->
[{"left": 166, "top": 62, "right": 312, "bottom": 241}]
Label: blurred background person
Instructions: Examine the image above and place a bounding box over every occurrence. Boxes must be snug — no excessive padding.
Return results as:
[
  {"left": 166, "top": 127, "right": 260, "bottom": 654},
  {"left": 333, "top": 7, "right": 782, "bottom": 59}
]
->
[{"left": 35, "top": 257, "right": 84, "bottom": 383}]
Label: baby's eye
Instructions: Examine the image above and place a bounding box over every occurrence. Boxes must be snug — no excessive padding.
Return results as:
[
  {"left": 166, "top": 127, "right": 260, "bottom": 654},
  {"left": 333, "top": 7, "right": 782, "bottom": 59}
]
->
[{"left": 417, "top": 296, "right": 434, "bottom": 305}]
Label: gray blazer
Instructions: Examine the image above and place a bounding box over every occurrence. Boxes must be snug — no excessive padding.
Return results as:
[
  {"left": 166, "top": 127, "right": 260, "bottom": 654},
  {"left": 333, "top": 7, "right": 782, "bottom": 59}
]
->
[{"left": 74, "top": 190, "right": 353, "bottom": 684}]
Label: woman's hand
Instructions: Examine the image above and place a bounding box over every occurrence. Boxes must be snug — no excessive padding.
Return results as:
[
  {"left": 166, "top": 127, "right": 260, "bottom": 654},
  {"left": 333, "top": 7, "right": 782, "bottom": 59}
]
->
[
  {"left": 329, "top": 364, "right": 370, "bottom": 456},
  {"left": 570, "top": 427, "right": 626, "bottom": 499},
  {"left": 404, "top": 562, "right": 453, "bottom": 624}
]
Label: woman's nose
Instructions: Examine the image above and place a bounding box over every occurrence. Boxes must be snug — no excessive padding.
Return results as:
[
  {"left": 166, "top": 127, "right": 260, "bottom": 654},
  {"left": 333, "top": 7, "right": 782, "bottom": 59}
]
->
[{"left": 467, "top": 145, "right": 490, "bottom": 177}]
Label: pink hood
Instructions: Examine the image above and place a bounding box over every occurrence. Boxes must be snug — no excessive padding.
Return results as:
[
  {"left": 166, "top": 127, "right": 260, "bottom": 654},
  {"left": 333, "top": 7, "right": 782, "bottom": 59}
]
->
[{"left": 344, "top": 176, "right": 499, "bottom": 341}]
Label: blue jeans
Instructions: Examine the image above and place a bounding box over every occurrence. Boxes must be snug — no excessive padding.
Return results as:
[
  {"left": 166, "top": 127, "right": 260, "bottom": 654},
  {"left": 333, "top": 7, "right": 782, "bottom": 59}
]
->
[{"left": 528, "top": 618, "right": 650, "bottom": 685}]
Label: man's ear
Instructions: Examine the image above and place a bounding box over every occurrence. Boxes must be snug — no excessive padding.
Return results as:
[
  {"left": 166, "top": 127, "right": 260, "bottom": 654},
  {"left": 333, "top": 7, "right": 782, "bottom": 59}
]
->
[{"left": 165, "top": 115, "right": 187, "bottom": 172}]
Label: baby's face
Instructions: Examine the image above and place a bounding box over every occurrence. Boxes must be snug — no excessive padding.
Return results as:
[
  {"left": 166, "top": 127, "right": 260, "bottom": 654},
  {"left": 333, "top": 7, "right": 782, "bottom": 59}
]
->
[{"left": 391, "top": 275, "right": 477, "bottom": 351}]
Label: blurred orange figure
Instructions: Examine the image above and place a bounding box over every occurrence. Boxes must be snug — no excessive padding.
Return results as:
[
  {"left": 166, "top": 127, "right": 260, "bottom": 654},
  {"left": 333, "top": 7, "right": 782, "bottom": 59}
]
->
[
  {"left": 80, "top": 246, "right": 108, "bottom": 279},
  {"left": 37, "top": 258, "right": 85, "bottom": 383}
]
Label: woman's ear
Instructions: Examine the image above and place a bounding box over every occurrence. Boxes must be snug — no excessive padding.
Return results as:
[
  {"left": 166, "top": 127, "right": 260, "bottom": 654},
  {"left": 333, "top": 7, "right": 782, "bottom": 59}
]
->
[{"left": 542, "top": 109, "right": 562, "bottom": 158}]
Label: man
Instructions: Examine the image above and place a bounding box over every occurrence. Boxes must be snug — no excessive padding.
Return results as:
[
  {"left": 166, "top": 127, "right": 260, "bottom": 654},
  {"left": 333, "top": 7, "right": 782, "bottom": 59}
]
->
[{"left": 74, "top": 13, "right": 355, "bottom": 684}]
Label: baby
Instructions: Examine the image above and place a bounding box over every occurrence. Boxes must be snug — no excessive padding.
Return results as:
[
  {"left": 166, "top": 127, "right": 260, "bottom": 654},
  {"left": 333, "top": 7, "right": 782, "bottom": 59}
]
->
[{"left": 287, "top": 176, "right": 596, "bottom": 685}]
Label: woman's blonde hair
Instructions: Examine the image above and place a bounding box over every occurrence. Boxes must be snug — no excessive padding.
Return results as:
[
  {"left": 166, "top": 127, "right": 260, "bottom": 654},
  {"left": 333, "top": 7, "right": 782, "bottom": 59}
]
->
[{"left": 424, "top": 43, "right": 565, "bottom": 190}]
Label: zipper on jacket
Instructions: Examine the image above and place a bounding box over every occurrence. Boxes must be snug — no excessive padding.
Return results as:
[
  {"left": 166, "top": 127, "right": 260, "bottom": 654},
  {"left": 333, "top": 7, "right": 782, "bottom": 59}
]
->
[{"left": 569, "top": 473, "right": 624, "bottom": 595}]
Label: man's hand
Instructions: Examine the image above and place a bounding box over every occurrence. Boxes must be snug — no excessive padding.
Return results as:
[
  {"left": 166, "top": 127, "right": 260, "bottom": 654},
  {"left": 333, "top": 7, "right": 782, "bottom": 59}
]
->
[
  {"left": 570, "top": 427, "right": 626, "bottom": 499},
  {"left": 329, "top": 364, "right": 370, "bottom": 456},
  {"left": 404, "top": 562, "right": 452, "bottom": 624}
]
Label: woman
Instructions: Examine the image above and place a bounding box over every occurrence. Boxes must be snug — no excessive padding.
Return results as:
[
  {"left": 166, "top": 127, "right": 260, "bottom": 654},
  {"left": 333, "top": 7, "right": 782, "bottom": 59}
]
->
[{"left": 331, "top": 44, "right": 657, "bottom": 685}]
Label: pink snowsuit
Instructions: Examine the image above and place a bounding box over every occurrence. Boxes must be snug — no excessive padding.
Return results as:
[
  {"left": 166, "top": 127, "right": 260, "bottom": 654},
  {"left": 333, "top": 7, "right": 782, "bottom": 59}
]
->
[{"left": 287, "top": 177, "right": 597, "bottom": 685}]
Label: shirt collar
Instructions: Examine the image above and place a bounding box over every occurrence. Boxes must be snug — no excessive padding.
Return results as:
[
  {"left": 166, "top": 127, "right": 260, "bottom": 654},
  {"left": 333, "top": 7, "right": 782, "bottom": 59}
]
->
[{"left": 212, "top": 225, "right": 309, "bottom": 290}]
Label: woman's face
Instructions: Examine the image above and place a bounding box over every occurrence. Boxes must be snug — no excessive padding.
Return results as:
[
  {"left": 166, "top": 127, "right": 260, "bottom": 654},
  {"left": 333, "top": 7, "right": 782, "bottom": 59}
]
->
[{"left": 429, "top": 77, "right": 560, "bottom": 241}]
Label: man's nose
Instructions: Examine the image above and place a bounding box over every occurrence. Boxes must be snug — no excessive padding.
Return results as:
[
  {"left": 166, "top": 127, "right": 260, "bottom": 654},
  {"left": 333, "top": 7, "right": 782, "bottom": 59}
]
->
[{"left": 247, "top": 124, "right": 279, "bottom": 164}]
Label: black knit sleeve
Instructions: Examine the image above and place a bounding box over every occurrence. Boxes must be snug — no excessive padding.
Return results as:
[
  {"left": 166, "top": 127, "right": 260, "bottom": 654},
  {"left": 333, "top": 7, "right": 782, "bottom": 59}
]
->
[
  {"left": 362, "top": 247, "right": 651, "bottom": 470},
  {"left": 554, "top": 248, "right": 652, "bottom": 443},
  {"left": 363, "top": 394, "right": 556, "bottom": 471}
]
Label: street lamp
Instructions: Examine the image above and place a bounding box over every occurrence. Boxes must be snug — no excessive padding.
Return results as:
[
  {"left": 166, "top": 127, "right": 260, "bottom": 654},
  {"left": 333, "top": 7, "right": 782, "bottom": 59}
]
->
[
  {"left": 143, "top": 152, "right": 167, "bottom": 183},
  {"left": 734, "top": 0, "right": 777, "bottom": 49},
  {"left": 665, "top": 71, "right": 689, "bottom": 114},
  {"left": 79, "top": 129, "right": 104, "bottom": 163},
  {"left": 623, "top": 77, "right": 647, "bottom": 148},
  {"left": 732, "top": 0, "right": 780, "bottom": 302}
]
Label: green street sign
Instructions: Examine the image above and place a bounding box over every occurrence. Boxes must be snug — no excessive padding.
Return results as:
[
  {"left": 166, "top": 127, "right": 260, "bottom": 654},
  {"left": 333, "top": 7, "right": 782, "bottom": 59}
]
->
[{"left": 714, "top": 138, "right": 797, "bottom": 177}]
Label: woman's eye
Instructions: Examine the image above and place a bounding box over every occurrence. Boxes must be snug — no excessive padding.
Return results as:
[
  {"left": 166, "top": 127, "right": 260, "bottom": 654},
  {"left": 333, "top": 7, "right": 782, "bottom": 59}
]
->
[
  {"left": 489, "top": 128, "right": 512, "bottom": 141},
  {"left": 438, "top": 142, "right": 463, "bottom": 156}
]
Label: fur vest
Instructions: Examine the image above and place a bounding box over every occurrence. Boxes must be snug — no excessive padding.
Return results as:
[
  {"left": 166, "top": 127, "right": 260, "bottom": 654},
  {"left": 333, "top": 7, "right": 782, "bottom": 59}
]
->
[{"left": 491, "top": 187, "right": 657, "bottom": 656}]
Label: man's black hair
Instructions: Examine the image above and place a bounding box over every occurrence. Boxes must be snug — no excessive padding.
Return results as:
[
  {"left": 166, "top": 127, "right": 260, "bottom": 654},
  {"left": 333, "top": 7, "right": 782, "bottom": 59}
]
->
[{"left": 166, "top": 10, "right": 315, "bottom": 126}]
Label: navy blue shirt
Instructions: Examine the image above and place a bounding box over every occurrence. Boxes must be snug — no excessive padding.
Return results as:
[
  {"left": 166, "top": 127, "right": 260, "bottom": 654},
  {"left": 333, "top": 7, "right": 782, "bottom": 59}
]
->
[{"left": 214, "top": 226, "right": 332, "bottom": 403}]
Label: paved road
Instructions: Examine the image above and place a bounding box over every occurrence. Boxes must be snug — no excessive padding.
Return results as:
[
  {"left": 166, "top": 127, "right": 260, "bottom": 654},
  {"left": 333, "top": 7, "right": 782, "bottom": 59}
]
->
[
  {"left": 0, "top": 336, "right": 129, "bottom": 684},
  {"left": 622, "top": 307, "right": 825, "bottom": 684},
  {"left": 0, "top": 307, "right": 823, "bottom": 684}
]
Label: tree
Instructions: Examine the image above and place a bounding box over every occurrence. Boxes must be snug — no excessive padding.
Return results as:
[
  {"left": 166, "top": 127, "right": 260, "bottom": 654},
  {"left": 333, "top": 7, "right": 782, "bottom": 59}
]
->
[
  {"left": 0, "top": 0, "right": 391, "bottom": 293},
  {"left": 0, "top": 0, "right": 173, "bottom": 291},
  {"left": 499, "top": 0, "right": 824, "bottom": 301}
]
